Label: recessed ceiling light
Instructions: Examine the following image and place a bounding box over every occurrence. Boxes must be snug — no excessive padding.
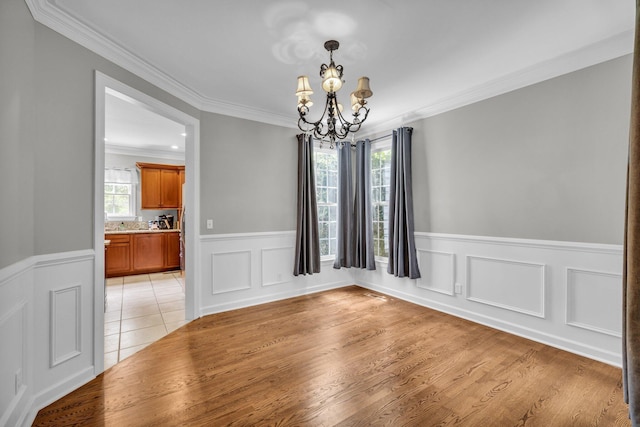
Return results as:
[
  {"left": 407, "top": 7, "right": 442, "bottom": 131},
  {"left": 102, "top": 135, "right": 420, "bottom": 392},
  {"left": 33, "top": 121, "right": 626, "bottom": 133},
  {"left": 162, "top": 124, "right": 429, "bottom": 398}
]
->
[
  {"left": 180, "top": 132, "right": 187, "bottom": 137},
  {"left": 103, "top": 138, "right": 108, "bottom": 142},
  {"left": 171, "top": 145, "right": 179, "bottom": 150}
]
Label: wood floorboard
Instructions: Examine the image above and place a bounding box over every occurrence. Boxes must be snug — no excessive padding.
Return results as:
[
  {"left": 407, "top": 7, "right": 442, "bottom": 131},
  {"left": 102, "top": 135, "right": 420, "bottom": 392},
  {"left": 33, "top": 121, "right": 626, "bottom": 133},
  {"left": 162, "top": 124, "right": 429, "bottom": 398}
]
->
[{"left": 33, "top": 286, "right": 631, "bottom": 426}]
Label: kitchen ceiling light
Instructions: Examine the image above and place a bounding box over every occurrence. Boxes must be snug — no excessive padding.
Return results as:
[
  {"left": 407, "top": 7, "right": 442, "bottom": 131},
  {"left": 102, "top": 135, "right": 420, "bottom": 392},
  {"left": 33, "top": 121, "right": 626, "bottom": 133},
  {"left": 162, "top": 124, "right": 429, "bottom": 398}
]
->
[{"left": 296, "top": 40, "right": 372, "bottom": 148}]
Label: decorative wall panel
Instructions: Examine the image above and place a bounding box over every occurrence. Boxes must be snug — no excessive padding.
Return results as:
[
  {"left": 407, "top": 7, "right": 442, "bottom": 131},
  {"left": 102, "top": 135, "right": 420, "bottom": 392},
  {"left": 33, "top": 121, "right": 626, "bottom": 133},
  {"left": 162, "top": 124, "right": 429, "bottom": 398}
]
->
[
  {"left": 50, "top": 285, "right": 81, "bottom": 367},
  {"left": 261, "top": 247, "right": 293, "bottom": 287},
  {"left": 566, "top": 268, "right": 622, "bottom": 337},
  {"left": 416, "top": 250, "right": 455, "bottom": 295},
  {"left": 466, "top": 255, "right": 545, "bottom": 318},
  {"left": 211, "top": 251, "right": 252, "bottom": 294}
]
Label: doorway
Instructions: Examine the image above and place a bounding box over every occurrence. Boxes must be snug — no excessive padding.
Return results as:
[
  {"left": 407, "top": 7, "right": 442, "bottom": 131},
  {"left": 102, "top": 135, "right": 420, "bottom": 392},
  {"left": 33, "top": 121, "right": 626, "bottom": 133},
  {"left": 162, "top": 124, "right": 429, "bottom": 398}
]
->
[{"left": 94, "top": 72, "right": 200, "bottom": 374}]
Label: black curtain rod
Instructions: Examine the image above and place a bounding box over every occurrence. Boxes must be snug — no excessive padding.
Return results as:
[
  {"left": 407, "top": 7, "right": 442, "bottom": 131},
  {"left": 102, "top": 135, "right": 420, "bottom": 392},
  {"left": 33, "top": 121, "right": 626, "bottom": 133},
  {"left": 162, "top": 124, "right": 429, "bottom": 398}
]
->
[
  {"left": 311, "top": 133, "right": 393, "bottom": 147},
  {"left": 367, "top": 133, "right": 392, "bottom": 143}
]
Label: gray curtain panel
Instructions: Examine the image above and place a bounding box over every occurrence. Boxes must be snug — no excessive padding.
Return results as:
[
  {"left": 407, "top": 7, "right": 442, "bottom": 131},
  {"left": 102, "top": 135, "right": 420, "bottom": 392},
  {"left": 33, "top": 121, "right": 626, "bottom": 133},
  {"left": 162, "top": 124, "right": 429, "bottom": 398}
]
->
[
  {"left": 293, "top": 134, "right": 321, "bottom": 276},
  {"left": 623, "top": 1, "right": 640, "bottom": 424},
  {"left": 334, "top": 142, "right": 354, "bottom": 269},
  {"left": 353, "top": 140, "right": 376, "bottom": 270},
  {"left": 387, "top": 127, "right": 421, "bottom": 279}
]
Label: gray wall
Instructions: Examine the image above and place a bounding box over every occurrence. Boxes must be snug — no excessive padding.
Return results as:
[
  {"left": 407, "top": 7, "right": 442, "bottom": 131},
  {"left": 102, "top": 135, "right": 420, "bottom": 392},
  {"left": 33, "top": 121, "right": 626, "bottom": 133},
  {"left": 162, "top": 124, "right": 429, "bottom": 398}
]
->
[
  {"left": 411, "top": 55, "right": 632, "bottom": 245},
  {"left": 25, "top": 13, "right": 199, "bottom": 257},
  {"left": 200, "top": 112, "right": 297, "bottom": 234},
  {"left": 0, "top": 0, "right": 631, "bottom": 270},
  {"left": 0, "top": 0, "right": 36, "bottom": 268}
]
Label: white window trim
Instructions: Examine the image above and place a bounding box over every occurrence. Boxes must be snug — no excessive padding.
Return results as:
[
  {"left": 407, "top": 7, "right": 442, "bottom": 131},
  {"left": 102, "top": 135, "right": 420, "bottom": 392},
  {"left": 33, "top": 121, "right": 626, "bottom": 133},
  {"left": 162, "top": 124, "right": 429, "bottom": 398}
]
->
[
  {"left": 314, "top": 143, "right": 338, "bottom": 261},
  {"left": 104, "top": 182, "right": 137, "bottom": 221},
  {"left": 370, "top": 137, "right": 392, "bottom": 262}
]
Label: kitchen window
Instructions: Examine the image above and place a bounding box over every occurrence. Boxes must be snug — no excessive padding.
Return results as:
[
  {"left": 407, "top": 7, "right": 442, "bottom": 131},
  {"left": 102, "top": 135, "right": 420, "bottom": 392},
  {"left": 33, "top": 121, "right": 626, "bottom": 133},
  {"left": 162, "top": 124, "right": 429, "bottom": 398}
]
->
[{"left": 104, "top": 168, "right": 137, "bottom": 219}]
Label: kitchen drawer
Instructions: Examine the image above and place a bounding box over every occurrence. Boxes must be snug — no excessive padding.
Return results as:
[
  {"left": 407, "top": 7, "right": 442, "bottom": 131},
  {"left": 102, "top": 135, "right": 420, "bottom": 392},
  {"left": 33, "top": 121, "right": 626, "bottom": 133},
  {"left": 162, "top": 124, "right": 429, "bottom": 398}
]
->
[{"left": 105, "top": 234, "right": 131, "bottom": 244}]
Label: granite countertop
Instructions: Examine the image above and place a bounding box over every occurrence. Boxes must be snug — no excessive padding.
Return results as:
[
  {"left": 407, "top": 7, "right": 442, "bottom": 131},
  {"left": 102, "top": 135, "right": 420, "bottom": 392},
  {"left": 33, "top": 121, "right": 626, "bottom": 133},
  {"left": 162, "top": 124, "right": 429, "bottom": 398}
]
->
[{"left": 105, "top": 229, "right": 180, "bottom": 234}]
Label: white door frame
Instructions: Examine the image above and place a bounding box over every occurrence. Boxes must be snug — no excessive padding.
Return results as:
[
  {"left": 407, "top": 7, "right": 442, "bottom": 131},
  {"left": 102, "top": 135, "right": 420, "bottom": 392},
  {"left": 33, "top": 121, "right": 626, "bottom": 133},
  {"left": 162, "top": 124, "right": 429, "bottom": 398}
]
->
[{"left": 93, "top": 71, "right": 201, "bottom": 374}]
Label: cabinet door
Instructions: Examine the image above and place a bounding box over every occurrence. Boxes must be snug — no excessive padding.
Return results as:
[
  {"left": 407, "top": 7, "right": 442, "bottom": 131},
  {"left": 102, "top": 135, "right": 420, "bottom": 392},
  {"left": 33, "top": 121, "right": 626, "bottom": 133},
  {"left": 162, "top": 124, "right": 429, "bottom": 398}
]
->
[
  {"left": 140, "top": 168, "right": 162, "bottom": 209},
  {"left": 133, "top": 233, "right": 165, "bottom": 271},
  {"left": 165, "top": 232, "right": 181, "bottom": 269},
  {"left": 105, "top": 235, "right": 131, "bottom": 277},
  {"left": 160, "top": 169, "right": 180, "bottom": 208}
]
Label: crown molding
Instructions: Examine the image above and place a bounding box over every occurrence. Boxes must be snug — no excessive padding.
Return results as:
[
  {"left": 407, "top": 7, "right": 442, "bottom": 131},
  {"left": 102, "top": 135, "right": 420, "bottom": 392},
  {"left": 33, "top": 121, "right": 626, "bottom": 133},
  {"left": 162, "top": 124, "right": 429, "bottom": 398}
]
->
[
  {"left": 363, "top": 29, "right": 634, "bottom": 136},
  {"left": 27, "top": 0, "right": 633, "bottom": 134},
  {"left": 26, "top": 0, "right": 297, "bottom": 129}
]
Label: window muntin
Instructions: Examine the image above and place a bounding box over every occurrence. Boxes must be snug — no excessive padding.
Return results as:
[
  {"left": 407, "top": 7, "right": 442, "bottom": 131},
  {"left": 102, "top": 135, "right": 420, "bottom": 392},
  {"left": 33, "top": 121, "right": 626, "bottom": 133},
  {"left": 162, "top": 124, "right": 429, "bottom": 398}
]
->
[
  {"left": 314, "top": 149, "right": 338, "bottom": 258},
  {"left": 371, "top": 148, "right": 391, "bottom": 258}
]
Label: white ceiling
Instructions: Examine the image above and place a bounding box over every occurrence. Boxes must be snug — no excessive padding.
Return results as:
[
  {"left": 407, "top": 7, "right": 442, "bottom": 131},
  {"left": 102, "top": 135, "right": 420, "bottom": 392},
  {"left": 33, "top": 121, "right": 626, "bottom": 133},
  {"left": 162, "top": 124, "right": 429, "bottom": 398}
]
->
[
  {"left": 105, "top": 88, "right": 186, "bottom": 158},
  {"left": 28, "top": 0, "right": 635, "bottom": 149}
]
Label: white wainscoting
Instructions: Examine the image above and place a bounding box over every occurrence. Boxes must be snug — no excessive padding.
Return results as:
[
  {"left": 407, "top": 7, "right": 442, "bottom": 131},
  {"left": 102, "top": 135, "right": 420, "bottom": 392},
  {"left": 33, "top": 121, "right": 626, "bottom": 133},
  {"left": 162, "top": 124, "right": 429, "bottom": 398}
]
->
[
  {"left": 199, "top": 232, "right": 351, "bottom": 316},
  {"left": 353, "top": 232, "right": 623, "bottom": 367},
  {"left": 0, "top": 259, "right": 32, "bottom": 427},
  {"left": 0, "top": 250, "right": 96, "bottom": 427},
  {"left": 0, "top": 231, "right": 625, "bottom": 425}
]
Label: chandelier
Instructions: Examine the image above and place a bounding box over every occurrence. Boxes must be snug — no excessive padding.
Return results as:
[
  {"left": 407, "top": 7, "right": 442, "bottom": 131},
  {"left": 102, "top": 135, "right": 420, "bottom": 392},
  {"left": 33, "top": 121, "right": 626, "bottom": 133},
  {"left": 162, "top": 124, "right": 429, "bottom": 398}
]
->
[{"left": 296, "top": 40, "right": 373, "bottom": 148}]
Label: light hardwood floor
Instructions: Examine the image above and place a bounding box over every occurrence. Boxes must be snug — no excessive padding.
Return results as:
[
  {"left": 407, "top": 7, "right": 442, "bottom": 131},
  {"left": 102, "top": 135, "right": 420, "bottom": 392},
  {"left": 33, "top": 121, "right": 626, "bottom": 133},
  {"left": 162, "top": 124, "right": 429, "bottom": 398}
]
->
[{"left": 34, "top": 286, "right": 630, "bottom": 426}]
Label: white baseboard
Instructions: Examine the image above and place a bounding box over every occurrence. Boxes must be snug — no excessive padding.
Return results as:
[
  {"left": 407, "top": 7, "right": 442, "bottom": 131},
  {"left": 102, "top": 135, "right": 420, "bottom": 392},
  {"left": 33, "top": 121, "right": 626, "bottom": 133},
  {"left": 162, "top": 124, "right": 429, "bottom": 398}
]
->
[
  {"left": 200, "top": 280, "right": 350, "bottom": 315},
  {"left": 22, "top": 366, "right": 95, "bottom": 427}
]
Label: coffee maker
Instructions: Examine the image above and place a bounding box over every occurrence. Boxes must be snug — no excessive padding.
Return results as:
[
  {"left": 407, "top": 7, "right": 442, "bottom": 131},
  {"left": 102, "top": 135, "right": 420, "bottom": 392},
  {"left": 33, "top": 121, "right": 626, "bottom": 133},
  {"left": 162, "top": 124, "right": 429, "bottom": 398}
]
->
[{"left": 157, "top": 214, "right": 174, "bottom": 229}]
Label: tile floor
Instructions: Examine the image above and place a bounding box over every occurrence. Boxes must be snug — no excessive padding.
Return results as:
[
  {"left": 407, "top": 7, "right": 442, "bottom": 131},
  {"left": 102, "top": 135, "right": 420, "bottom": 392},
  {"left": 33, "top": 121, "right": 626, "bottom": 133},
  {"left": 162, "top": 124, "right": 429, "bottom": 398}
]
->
[{"left": 104, "top": 270, "right": 186, "bottom": 370}]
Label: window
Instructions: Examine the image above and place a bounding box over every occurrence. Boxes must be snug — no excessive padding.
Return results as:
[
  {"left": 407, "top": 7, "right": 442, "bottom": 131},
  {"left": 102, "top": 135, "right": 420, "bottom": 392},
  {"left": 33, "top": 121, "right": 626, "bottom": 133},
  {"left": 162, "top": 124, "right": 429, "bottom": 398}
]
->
[
  {"left": 371, "top": 148, "right": 391, "bottom": 258},
  {"left": 104, "top": 168, "right": 136, "bottom": 219},
  {"left": 104, "top": 183, "right": 134, "bottom": 217},
  {"left": 314, "top": 148, "right": 338, "bottom": 258}
]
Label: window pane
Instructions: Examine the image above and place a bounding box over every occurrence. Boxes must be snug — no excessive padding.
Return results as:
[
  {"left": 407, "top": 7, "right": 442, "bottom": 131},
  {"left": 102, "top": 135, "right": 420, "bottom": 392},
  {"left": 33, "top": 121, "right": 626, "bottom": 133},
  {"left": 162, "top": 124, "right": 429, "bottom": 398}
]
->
[
  {"left": 319, "top": 222, "right": 329, "bottom": 239},
  {"left": 113, "top": 195, "right": 130, "bottom": 215},
  {"left": 104, "top": 195, "right": 115, "bottom": 214},
  {"left": 318, "top": 206, "right": 328, "bottom": 222},
  {"left": 372, "top": 170, "right": 381, "bottom": 186},
  {"left": 329, "top": 205, "right": 337, "bottom": 221},
  {"left": 381, "top": 186, "right": 388, "bottom": 202},
  {"left": 104, "top": 184, "right": 114, "bottom": 193},
  {"left": 328, "top": 171, "right": 337, "bottom": 187},
  {"left": 320, "top": 240, "right": 329, "bottom": 257},
  {"left": 317, "top": 169, "right": 327, "bottom": 186},
  {"left": 372, "top": 153, "right": 381, "bottom": 169},
  {"left": 328, "top": 188, "right": 337, "bottom": 204},
  {"left": 317, "top": 187, "right": 327, "bottom": 203},
  {"left": 115, "top": 184, "right": 130, "bottom": 194}
]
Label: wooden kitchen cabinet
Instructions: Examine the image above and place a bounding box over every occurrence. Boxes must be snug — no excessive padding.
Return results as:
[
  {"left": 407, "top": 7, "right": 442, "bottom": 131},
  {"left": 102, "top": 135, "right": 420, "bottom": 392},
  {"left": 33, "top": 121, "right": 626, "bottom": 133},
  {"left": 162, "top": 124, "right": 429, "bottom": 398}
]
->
[
  {"left": 132, "top": 232, "right": 165, "bottom": 271},
  {"left": 105, "top": 234, "right": 131, "bottom": 277},
  {"left": 105, "top": 231, "right": 181, "bottom": 277},
  {"left": 165, "top": 231, "right": 181, "bottom": 269},
  {"left": 137, "top": 162, "right": 184, "bottom": 209}
]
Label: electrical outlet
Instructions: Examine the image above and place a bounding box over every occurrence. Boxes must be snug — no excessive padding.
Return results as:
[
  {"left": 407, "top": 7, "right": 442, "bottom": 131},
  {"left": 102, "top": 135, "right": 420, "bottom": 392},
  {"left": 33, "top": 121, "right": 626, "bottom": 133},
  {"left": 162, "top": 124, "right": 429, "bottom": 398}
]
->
[
  {"left": 454, "top": 283, "right": 462, "bottom": 294},
  {"left": 206, "top": 219, "right": 213, "bottom": 229}
]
